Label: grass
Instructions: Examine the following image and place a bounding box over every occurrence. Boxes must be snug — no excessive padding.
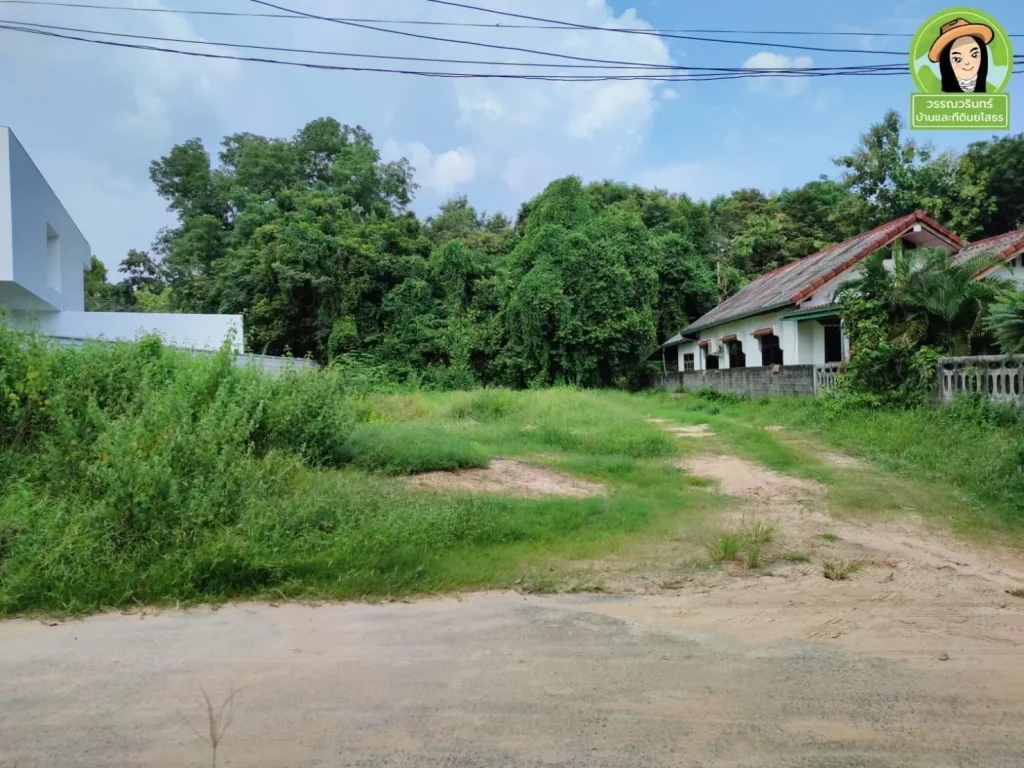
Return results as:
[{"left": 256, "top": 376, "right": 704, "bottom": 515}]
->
[
  {"left": 1008, "top": 588, "right": 1024, "bottom": 599},
  {"left": 707, "top": 533, "right": 741, "bottom": 562},
  {"left": 656, "top": 391, "right": 1024, "bottom": 535},
  {"left": 0, "top": 326, "right": 724, "bottom": 615},
  {"left": 745, "top": 546, "right": 762, "bottom": 569},
  {"left": 821, "top": 533, "right": 839, "bottom": 543},
  {"left": 3, "top": 322, "right": 1022, "bottom": 616},
  {"left": 823, "top": 560, "right": 859, "bottom": 581},
  {"left": 744, "top": 519, "right": 775, "bottom": 544},
  {"left": 783, "top": 552, "right": 810, "bottom": 563}
]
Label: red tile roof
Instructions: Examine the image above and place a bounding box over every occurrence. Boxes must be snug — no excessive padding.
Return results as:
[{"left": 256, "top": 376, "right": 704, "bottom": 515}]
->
[
  {"left": 950, "top": 229, "right": 1024, "bottom": 269},
  {"left": 683, "top": 211, "right": 961, "bottom": 336}
]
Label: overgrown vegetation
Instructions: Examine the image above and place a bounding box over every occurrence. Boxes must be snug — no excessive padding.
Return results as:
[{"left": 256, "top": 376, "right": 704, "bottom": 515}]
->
[{"left": 0, "top": 325, "right": 721, "bottom": 615}]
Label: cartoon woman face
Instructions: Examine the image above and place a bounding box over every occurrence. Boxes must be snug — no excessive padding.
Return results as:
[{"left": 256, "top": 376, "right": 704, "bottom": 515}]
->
[{"left": 949, "top": 35, "right": 982, "bottom": 80}]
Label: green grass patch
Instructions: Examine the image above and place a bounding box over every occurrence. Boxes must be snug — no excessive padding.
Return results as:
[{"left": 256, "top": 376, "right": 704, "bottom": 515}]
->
[
  {"left": 341, "top": 423, "right": 489, "bottom": 474},
  {"left": 707, "top": 533, "right": 741, "bottom": 562}
]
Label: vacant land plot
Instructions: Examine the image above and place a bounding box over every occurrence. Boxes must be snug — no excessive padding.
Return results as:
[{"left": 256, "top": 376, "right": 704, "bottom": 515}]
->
[{"left": 4, "top": 356, "right": 1024, "bottom": 765}]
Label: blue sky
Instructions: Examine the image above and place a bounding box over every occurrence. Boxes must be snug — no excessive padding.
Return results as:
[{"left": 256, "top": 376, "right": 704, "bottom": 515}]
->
[{"left": 1, "top": 0, "right": 1022, "bottom": 271}]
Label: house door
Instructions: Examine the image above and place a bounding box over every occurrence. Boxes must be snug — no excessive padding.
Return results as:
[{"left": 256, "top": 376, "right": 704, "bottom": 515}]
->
[{"left": 823, "top": 322, "right": 843, "bottom": 363}]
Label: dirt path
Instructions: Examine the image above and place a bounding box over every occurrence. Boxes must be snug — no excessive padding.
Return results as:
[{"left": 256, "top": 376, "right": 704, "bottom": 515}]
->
[{"left": 2, "top": 431, "right": 1024, "bottom": 766}]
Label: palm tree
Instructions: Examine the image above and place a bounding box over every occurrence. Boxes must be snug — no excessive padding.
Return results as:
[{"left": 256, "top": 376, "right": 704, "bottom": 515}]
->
[
  {"left": 985, "top": 291, "right": 1024, "bottom": 354},
  {"left": 843, "top": 247, "right": 1008, "bottom": 355}
]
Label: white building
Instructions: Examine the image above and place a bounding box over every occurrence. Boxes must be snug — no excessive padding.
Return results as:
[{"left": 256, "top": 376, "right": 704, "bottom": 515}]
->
[
  {"left": 662, "top": 211, "right": 965, "bottom": 373},
  {"left": 0, "top": 127, "right": 242, "bottom": 351}
]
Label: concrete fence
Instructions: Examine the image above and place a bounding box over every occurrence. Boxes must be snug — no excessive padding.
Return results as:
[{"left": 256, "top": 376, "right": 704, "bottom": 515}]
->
[
  {"left": 647, "top": 365, "right": 817, "bottom": 399},
  {"left": 937, "top": 355, "right": 1024, "bottom": 406}
]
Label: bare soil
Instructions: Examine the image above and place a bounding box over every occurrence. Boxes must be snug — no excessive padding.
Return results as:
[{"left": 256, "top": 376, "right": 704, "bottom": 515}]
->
[{"left": 405, "top": 458, "right": 605, "bottom": 498}]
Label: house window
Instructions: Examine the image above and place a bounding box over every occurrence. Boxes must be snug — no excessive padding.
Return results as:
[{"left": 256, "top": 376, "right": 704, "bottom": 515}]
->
[
  {"left": 823, "top": 322, "right": 843, "bottom": 363},
  {"left": 727, "top": 340, "right": 746, "bottom": 369},
  {"left": 705, "top": 352, "right": 719, "bottom": 370},
  {"left": 683, "top": 353, "right": 695, "bottom": 372},
  {"left": 759, "top": 334, "right": 783, "bottom": 366},
  {"left": 46, "top": 224, "right": 61, "bottom": 292}
]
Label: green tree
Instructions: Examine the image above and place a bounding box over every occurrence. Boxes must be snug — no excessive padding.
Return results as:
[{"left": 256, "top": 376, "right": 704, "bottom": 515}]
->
[{"left": 501, "top": 177, "right": 658, "bottom": 387}]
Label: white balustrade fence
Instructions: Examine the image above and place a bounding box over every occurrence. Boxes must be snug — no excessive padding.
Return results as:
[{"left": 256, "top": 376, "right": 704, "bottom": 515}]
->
[{"left": 937, "top": 355, "right": 1024, "bottom": 405}]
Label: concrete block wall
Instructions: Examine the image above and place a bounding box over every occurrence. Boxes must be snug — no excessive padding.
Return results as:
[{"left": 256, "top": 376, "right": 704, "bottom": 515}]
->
[{"left": 648, "top": 365, "right": 817, "bottom": 399}]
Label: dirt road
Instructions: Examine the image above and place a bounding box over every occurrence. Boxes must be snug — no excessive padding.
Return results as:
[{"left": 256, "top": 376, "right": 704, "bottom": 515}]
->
[
  {"left": 1, "top": 587, "right": 1022, "bottom": 767},
  {"left": 3, "top": 450, "right": 1024, "bottom": 767}
]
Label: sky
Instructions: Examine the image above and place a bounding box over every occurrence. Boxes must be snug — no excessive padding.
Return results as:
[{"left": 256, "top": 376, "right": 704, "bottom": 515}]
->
[{"left": 1, "top": 0, "right": 1023, "bottom": 272}]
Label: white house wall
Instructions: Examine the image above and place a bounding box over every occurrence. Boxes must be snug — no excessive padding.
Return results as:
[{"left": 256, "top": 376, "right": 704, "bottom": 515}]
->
[
  {"left": 674, "top": 307, "right": 853, "bottom": 371},
  {"left": 677, "top": 310, "right": 796, "bottom": 371},
  {"left": 8, "top": 310, "right": 244, "bottom": 352},
  {"left": 1, "top": 128, "right": 90, "bottom": 311},
  {"left": 804, "top": 264, "right": 865, "bottom": 306}
]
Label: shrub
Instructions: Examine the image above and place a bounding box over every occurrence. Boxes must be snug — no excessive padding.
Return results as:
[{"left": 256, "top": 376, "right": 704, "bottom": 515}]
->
[{"left": 695, "top": 387, "right": 743, "bottom": 405}]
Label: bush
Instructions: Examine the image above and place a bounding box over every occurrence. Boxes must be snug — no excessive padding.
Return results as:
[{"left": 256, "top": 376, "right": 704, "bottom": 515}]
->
[
  {"left": 695, "top": 387, "right": 743, "bottom": 405},
  {"left": 341, "top": 423, "right": 489, "bottom": 474}
]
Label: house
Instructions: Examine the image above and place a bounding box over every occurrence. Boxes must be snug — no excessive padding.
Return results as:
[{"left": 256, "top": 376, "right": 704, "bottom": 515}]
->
[
  {"left": 662, "top": 211, "right": 962, "bottom": 373},
  {"left": 0, "top": 126, "right": 242, "bottom": 351},
  {"left": 950, "top": 229, "right": 1024, "bottom": 288}
]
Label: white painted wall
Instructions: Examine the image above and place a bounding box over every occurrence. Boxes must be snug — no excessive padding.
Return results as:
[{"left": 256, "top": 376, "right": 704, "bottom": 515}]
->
[
  {"left": 9, "top": 310, "right": 244, "bottom": 352},
  {"left": 0, "top": 127, "right": 91, "bottom": 311},
  {"left": 677, "top": 310, "right": 798, "bottom": 371},
  {"left": 675, "top": 308, "right": 852, "bottom": 371}
]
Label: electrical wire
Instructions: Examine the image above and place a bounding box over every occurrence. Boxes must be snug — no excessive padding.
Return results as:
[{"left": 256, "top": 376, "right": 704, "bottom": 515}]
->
[
  {"left": 423, "top": 0, "right": 907, "bottom": 55},
  {"left": 247, "top": 0, "right": 918, "bottom": 73},
  {"left": 5, "top": 1, "right": 1022, "bottom": 38},
  {"left": 4, "top": 22, "right": 975, "bottom": 81},
  {"left": 1, "top": 18, "right": 916, "bottom": 74}
]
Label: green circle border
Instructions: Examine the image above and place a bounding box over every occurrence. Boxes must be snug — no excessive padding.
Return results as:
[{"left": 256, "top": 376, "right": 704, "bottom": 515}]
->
[{"left": 908, "top": 6, "right": 1013, "bottom": 93}]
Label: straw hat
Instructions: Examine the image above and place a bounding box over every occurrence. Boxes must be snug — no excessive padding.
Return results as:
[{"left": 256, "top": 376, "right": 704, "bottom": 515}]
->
[{"left": 927, "top": 18, "right": 994, "bottom": 62}]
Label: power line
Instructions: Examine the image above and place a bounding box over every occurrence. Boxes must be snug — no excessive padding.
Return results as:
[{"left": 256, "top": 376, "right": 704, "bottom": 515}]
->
[
  {"left": 423, "top": 0, "right": 907, "bottom": 55},
  {"left": 6, "top": 1, "right": 1023, "bottom": 38},
  {"left": 1, "top": 19, "right": 914, "bottom": 74},
  {"left": 5, "top": 22, "right": 979, "bottom": 81}
]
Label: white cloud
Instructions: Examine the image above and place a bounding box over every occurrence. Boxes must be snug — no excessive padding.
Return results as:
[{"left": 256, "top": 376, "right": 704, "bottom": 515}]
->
[
  {"left": 385, "top": 141, "right": 477, "bottom": 195},
  {"left": 661, "top": 88, "right": 680, "bottom": 101},
  {"left": 742, "top": 52, "right": 814, "bottom": 97},
  {"left": 0, "top": 0, "right": 675, "bottom": 263}
]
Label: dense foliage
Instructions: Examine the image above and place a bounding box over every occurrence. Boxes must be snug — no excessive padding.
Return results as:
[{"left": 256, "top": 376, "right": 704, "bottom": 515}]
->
[
  {"left": 833, "top": 247, "right": 1008, "bottom": 407},
  {"left": 83, "top": 111, "right": 1024, "bottom": 388}
]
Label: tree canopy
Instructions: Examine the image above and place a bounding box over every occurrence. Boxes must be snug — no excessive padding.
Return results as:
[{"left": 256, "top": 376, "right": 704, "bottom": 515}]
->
[{"left": 84, "top": 111, "right": 1024, "bottom": 388}]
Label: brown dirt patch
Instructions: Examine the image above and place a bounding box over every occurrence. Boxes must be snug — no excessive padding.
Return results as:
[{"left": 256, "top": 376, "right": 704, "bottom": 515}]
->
[{"left": 406, "top": 458, "right": 604, "bottom": 499}]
